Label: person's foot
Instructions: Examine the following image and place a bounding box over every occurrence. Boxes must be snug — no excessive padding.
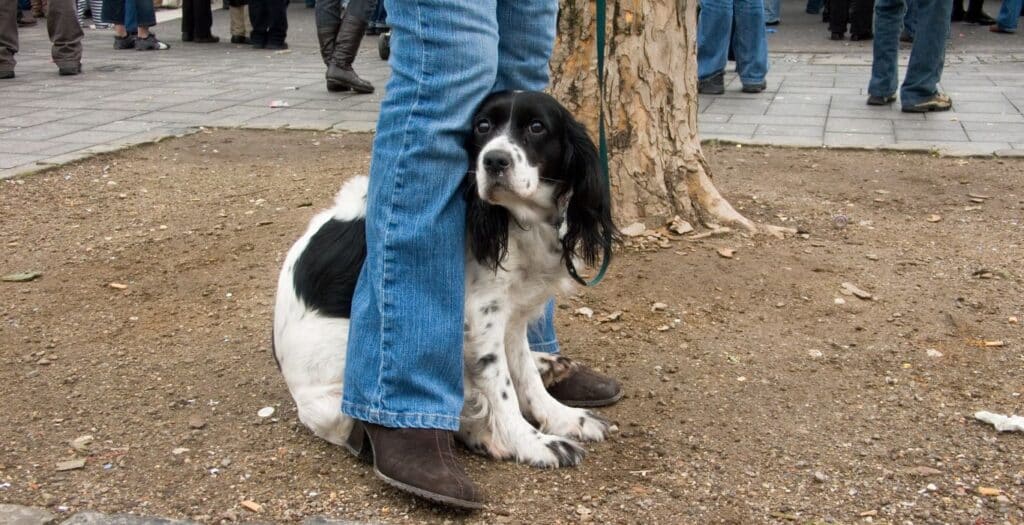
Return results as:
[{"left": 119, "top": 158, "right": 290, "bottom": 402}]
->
[
  {"left": 181, "top": 32, "right": 194, "bottom": 42},
  {"left": 698, "top": 70, "right": 725, "bottom": 95},
  {"left": 951, "top": 9, "right": 966, "bottom": 21},
  {"left": 57, "top": 63, "right": 81, "bottom": 76},
  {"left": 766, "top": 19, "right": 780, "bottom": 26},
  {"left": 899, "top": 29, "right": 914, "bottom": 42},
  {"left": 327, "top": 78, "right": 351, "bottom": 92},
  {"left": 902, "top": 93, "right": 952, "bottom": 113},
  {"left": 230, "top": 35, "right": 250, "bottom": 44},
  {"left": 113, "top": 34, "right": 136, "bottom": 50},
  {"left": 545, "top": 361, "right": 624, "bottom": 408},
  {"left": 194, "top": 34, "right": 220, "bottom": 43},
  {"left": 135, "top": 34, "right": 170, "bottom": 50},
  {"left": 964, "top": 11, "right": 996, "bottom": 24},
  {"left": 17, "top": 10, "right": 37, "bottom": 27},
  {"left": 327, "top": 63, "right": 374, "bottom": 93},
  {"left": 866, "top": 94, "right": 896, "bottom": 105},
  {"left": 742, "top": 82, "right": 767, "bottom": 93},
  {"left": 0, "top": 70, "right": 14, "bottom": 80},
  {"left": 989, "top": 24, "right": 1015, "bottom": 33},
  {"left": 830, "top": 32, "right": 844, "bottom": 40},
  {"left": 264, "top": 42, "right": 289, "bottom": 50},
  {"left": 850, "top": 31, "right": 872, "bottom": 40},
  {"left": 345, "top": 422, "right": 485, "bottom": 509}
]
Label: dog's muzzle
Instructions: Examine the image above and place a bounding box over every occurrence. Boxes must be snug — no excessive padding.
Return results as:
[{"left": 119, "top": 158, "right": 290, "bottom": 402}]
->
[{"left": 482, "top": 150, "right": 513, "bottom": 179}]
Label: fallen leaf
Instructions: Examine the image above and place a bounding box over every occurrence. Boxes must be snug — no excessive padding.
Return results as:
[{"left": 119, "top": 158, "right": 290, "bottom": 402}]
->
[
  {"left": 978, "top": 487, "right": 1002, "bottom": 497},
  {"left": 240, "top": 500, "right": 263, "bottom": 513},
  {"left": 717, "top": 248, "right": 735, "bottom": 259},
  {"left": 926, "top": 214, "right": 942, "bottom": 223},
  {"left": 2, "top": 271, "right": 42, "bottom": 282},
  {"left": 108, "top": 282, "right": 128, "bottom": 290},
  {"left": 56, "top": 459, "right": 86, "bottom": 471}
]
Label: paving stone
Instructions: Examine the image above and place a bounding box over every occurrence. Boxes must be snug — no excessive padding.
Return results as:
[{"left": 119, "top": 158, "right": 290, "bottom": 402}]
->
[
  {"left": 729, "top": 115, "right": 826, "bottom": 126},
  {"left": 699, "top": 123, "right": 757, "bottom": 136},
  {"left": 825, "top": 118, "right": 893, "bottom": 133},
  {"left": 0, "top": 122, "right": 93, "bottom": 141},
  {"left": 0, "top": 504, "right": 58, "bottom": 525},
  {"left": 825, "top": 132, "right": 895, "bottom": 147},
  {"left": 894, "top": 128, "right": 970, "bottom": 142},
  {"left": 765, "top": 103, "right": 830, "bottom": 117},
  {"left": 755, "top": 124, "right": 823, "bottom": 137},
  {"left": 61, "top": 511, "right": 197, "bottom": 525},
  {"left": 0, "top": 154, "right": 42, "bottom": 170}
]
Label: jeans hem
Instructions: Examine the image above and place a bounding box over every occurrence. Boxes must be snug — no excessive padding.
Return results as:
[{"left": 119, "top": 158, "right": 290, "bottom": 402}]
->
[
  {"left": 528, "top": 340, "right": 560, "bottom": 355},
  {"left": 342, "top": 402, "right": 461, "bottom": 431}
]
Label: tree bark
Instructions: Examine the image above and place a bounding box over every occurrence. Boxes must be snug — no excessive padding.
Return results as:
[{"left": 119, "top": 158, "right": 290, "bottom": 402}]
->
[{"left": 551, "top": 0, "right": 789, "bottom": 236}]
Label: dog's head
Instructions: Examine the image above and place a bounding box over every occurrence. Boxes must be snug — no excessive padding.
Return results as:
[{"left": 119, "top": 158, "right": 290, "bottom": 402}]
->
[{"left": 465, "top": 91, "right": 617, "bottom": 271}]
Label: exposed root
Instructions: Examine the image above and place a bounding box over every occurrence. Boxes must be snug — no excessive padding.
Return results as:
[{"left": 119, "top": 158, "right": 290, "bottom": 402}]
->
[{"left": 683, "top": 162, "right": 796, "bottom": 239}]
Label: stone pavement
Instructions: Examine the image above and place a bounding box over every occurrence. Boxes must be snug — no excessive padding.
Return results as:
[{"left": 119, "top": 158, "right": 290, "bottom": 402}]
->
[{"left": 2, "top": 3, "right": 1024, "bottom": 179}]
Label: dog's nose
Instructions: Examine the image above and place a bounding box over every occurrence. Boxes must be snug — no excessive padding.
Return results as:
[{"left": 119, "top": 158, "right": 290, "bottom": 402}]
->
[{"left": 483, "top": 150, "right": 513, "bottom": 175}]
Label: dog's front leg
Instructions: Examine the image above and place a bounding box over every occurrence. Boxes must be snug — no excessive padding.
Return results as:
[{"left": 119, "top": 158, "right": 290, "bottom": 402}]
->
[
  {"left": 458, "top": 297, "right": 586, "bottom": 468},
  {"left": 505, "top": 318, "right": 613, "bottom": 443}
]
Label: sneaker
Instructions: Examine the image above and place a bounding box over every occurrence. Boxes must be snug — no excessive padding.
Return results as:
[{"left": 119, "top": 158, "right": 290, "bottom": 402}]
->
[
  {"left": 230, "top": 35, "right": 250, "bottom": 44},
  {"left": 902, "top": 93, "right": 952, "bottom": 113},
  {"left": 265, "top": 42, "right": 289, "bottom": 50},
  {"left": 698, "top": 70, "right": 725, "bottom": 95},
  {"left": 742, "top": 82, "right": 767, "bottom": 93},
  {"left": 866, "top": 94, "right": 896, "bottom": 106},
  {"left": 113, "top": 34, "right": 136, "bottom": 49},
  {"left": 135, "top": 34, "right": 170, "bottom": 50},
  {"left": 58, "top": 63, "right": 81, "bottom": 76},
  {"left": 194, "top": 35, "right": 221, "bottom": 43},
  {"left": 989, "top": 25, "right": 1015, "bottom": 34}
]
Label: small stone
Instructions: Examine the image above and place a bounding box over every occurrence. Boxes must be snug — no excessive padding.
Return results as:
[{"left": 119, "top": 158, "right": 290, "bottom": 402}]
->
[
  {"left": 70, "top": 435, "right": 94, "bottom": 452},
  {"left": 1, "top": 271, "right": 42, "bottom": 282},
  {"left": 864, "top": 253, "right": 879, "bottom": 261},
  {"left": 808, "top": 349, "right": 823, "bottom": 358},
  {"left": 926, "top": 349, "right": 943, "bottom": 358},
  {"left": 0, "top": 504, "right": 56, "bottom": 525},
  {"left": 257, "top": 406, "right": 275, "bottom": 418},
  {"left": 926, "top": 483, "right": 938, "bottom": 491},
  {"left": 574, "top": 307, "right": 594, "bottom": 319},
  {"left": 651, "top": 302, "right": 669, "bottom": 312},
  {"left": 621, "top": 222, "right": 646, "bottom": 237},
  {"left": 171, "top": 447, "right": 190, "bottom": 455},
  {"left": 977, "top": 487, "right": 1001, "bottom": 497},
  {"left": 813, "top": 471, "right": 827, "bottom": 483},
  {"left": 926, "top": 214, "right": 942, "bottom": 223},
  {"left": 996, "top": 495, "right": 1011, "bottom": 504},
  {"left": 1009, "top": 316, "right": 1018, "bottom": 324},
  {"left": 108, "top": 282, "right": 128, "bottom": 290},
  {"left": 834, "top": 297, "right": 846, "bottom": 305},
  {"left": 188, "top": 415, "right": 207, "bottom": 429},
  {"left": 220, "top": 458, "right": 232, "bottom": 467},
  {"left": 240, "top": 500, "right": 262, "bottom": 513},
  {"left": 36, "top": 358, "right": 51, "bottom": 366},
  {"left": 717, "top": 247, "right": 735, "bottom": 259},
  {"left": 55, "top": 458, "right": 86, "bottom": 471}
]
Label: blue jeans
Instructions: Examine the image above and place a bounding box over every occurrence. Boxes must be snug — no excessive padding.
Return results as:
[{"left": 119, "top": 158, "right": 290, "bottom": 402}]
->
[
  {"left": 101, "top": 0, "right": 155, "bottom": 27},
  {"left": 764, "top": 0, "right": 781, "bottom": 22},
  {"left": 698, "top": 0, "right": 769, "bottom": 84},
  {"left": 806, "top": 0, "right": 825, "bottom": 13},
  {"left": 868, "top": 0, "right": 950, "bottom": 107},
  {"left": 903, "top": 0, "right": 915, "bottom": 37},
  {"left": 19, "top": 0, "right": 31, "bottom": 10},
  {"left": 341, "top": 0, "right": 559, "bottom": 431},
  {"left": 995, "top": 0, "right": 1022, "bottom": 30}
]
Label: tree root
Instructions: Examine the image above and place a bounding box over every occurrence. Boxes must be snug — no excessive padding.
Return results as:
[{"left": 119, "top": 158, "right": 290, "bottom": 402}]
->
[{"left": 683, "top": 163, "right": 797, "bottom": 239}]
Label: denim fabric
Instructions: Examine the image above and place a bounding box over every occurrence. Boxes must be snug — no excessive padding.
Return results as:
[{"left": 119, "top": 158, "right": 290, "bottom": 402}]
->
[
  {"left": 903, "top": 0, "right": 916, "bottom": 37},
  {"left": 126, "top": 0, "right": 137, "bottom": 33},
  {"left": 698, "top": 0, "right": 769, "bottom": 84},
  {"left": 341, "top": 0, "right": 559, "bottom": 431},
  {"left": 806, "top": 0, "right": 825, "bottom": 13},
  {"left": 764, "top": 0, "right": 780, "bottom": 22},
  {"left": 868, "top": 0, "right": 950, "bottom": 106},
  {"left": 101, "top": 0, "right": 155, "bottom": 27},
  {"left": 19, "top": 0, "right": 31, "bottom": 10},
  {"left": 528, "top": 301, "right": 560, "bottom": 354},
  {"left": 995, "top": 0, "right": 1022, "bottom": 30}
]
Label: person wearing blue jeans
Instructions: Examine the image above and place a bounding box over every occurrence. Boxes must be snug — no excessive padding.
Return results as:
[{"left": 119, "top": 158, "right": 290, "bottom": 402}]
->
[
  {"left": 698, "top": 0, "right": 769, "bottom": 94},
  {"left": 902, "top": 0, "right": 916, "bottom": 41},
  {"left": 101, "top": 0, "right": 170, "bottom": 49},
  {"left": 764, "top": 0, "right": 781, "bottom": 24},
  {"left": 340, "top": 0, "right": 621, "bottom": 508},
  {"left": 867, "top": 0, "right": 952, "bottom": 112},
  {"left": 806, "top": 0, "right": 825, "bottom": 14},
  {"left": 990, "top": 0, "right": 1023, "bottom": 32}
]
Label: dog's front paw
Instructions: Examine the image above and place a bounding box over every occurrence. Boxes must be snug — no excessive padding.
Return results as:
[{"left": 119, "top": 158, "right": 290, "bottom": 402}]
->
[
  {"left": 542, "top": 408, "right": 614, "bottom": 443},
  {"left": 515, "top": 433, "right": 586, "bottom": 468}
]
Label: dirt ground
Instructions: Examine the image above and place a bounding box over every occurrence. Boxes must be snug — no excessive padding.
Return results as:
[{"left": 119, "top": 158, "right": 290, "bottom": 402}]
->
[{"left": 1, "top": 129, "right": 1022, "bottom": 525}]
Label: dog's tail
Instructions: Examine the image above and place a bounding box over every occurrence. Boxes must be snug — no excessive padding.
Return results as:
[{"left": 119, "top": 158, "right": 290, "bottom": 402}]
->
[{"left": 331, "top": 175, "right": 370, "bottom": 221}]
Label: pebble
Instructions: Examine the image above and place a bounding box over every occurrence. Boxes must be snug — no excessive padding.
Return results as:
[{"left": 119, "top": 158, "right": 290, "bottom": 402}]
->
[
  {"left": 257, "top": 406, "right": 275, "bottom": 418},
  {"left": 926, "top": 349, "right": 943, "bottom": 358},
  {"left": 813, "top": 471, "right": 828, "bottom": 483},
  {"left": 188, "top": 415, "right": 207, "bottom": 430}
]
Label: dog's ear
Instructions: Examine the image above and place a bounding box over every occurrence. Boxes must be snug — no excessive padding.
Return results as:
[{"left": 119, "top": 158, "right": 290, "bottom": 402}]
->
[
  {"left": 561, "top": 113, "right": 619, "bottom": 268},
  {"left": 464, "top": 175, "right": 510, "bottom": 270}
]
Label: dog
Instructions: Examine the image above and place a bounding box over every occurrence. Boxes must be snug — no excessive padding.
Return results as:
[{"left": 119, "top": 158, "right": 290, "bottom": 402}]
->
[{"left": 273, "top": 90, "right": 618, "bottom": 468}]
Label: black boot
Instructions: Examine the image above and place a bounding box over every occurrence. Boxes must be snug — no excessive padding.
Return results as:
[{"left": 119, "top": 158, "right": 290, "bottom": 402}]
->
[
  {"left": 326, "top": 15, "right": 375, "bottom": 94},
  {"left": 317, "top": 29, "right": 349, "bottom": 92}
]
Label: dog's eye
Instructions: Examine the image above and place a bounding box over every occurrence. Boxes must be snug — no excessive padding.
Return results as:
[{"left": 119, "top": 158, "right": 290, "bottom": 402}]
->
[
  {"left": 475, "top": 120, "right": 492, "bottom": 134},
  {"left": 528, "top": 121, "right": 545, "bottom": 134}
]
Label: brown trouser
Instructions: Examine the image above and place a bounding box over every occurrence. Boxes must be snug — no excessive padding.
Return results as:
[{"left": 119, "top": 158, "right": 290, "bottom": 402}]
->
[
  {"left": 229, "top": 5, "right": 250, "bottom": 37},
  {"left": 0, "top": 0, "right": 83, "bottom": 72}
]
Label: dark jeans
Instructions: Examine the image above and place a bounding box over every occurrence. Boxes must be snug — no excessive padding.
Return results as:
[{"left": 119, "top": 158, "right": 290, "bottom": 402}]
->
[
  {"left": 829, "top": 0, "right": 875, "bottom": 35},
  {"left": 102, "top": 0, "right": 156, "bottom": 27},
  {"left": 249, "top": 0, "right": 287, "bottom": 44},
  {"left": 868, "top": 0, "right": 951, "bottom": 106},
  {"left": 182, "top": 0, "right": 214, "bottom": 37}
]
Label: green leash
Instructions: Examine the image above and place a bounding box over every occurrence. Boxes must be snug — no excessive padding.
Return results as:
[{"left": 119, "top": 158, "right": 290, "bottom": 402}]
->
[{"left": 568, "top": 0, "right": 612, "bottom": 287}]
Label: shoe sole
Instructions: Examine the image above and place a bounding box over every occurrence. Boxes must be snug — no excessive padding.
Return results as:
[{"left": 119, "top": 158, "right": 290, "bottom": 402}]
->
[
  {"left": 901, "top": 103, "right": 951, "bottom": 113},
  {"left": 560, "top": 389, "right": 625, "bottom": 408},
  {"left": 867, "top": 97, "right": 896, "bottom": 106}
]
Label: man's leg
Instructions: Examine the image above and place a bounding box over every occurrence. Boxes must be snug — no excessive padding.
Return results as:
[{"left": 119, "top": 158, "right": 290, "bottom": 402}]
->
[
  {"left": 764, "top": 0, "right": 781, "bottom": 23},
  {"left": 340, "top": 0, "right": 499, "bottom": 506},
  {"left": 993, "top": 0, "right": 1022, "bottom": 30},
  {"left": 733, "top": 0, "right": 769, "bottom": 87},
  {"left": 867, "top": 0, "right": 903, "bottom": 98},
  {"left": 697, "top": 0, "right": 734, "bottom": 82},
  {"left": 46, "top": 0, "right": 83, "bottom": 73},
  {"left": 0, "top": 0, "right": 18, "bottom": 77},
  {"left": 899, "top": 0, "right": 950, "bottom": 106}
]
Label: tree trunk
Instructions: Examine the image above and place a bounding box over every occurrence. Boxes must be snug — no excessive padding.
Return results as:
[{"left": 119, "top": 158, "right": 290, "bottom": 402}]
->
[{"left": 551, "top": 0, "right": 789, "bottom": 236}]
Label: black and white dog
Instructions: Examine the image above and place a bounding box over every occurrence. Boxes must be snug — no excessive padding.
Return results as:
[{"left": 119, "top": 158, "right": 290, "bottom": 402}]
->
[{"left": 273, "top": 91, "right": 618, "bottom": 468}]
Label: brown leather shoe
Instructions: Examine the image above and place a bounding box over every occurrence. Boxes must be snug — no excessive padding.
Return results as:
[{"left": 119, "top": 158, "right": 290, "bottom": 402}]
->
[
  {"left": 546, "top": 359, "right": 624, "bottom": 408},
  {"left": 346, "top": 421, "right": 485, "bottom": 510}
]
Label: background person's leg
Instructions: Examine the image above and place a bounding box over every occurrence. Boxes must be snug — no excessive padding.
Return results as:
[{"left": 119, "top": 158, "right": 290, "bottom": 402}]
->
[
  {"left": 45, "top": 0, "right": 82, "bottom": 71},
  {"left": 899, "top": 0, "right": 949, "bottom": 106},
  {"left": 342, "top": 0, "right": 500, "bottom": 431},
  {"left": 0, "top": 0, "right": 18, "bottom": 75},
  {"left": 867, "top": 0, "right": 903, "bottom": 98},
  {"left": 527, "top": 301, "right": 560, "bottom": 354},
  {"left": 733, "top": 0, "right": 768, "bottom": 86},
  {"left": 697, "top": 0, "right": 734, "bottom": 82}
]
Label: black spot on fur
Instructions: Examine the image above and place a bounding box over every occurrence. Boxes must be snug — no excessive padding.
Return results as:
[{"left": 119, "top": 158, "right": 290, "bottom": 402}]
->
[
  {"left": 505, "top": 377, "right": 511, "bottom": 387},
  {"left": 546, "top": 440, "right": 584, "bottom": 467},
  {"left": 501, "top": 391, "right": 508, "bottom": 400},
  {"left": 484, "top": 322, "right": 493, "bottom": 330},
  {"left": 479, "top": 300, "right": 501, "bottom": 315},
  {"left": 293, "top": 218, "right": 367, "bottom": 318},
  {"left": 477, "top": 353, "right": 497, "bottom": 369},
  {"left": 579, "top": 416, "right": 585, "bottom": 427},
  {"left": 270, "top": 328, "right": 281, "bottom": 371}
]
